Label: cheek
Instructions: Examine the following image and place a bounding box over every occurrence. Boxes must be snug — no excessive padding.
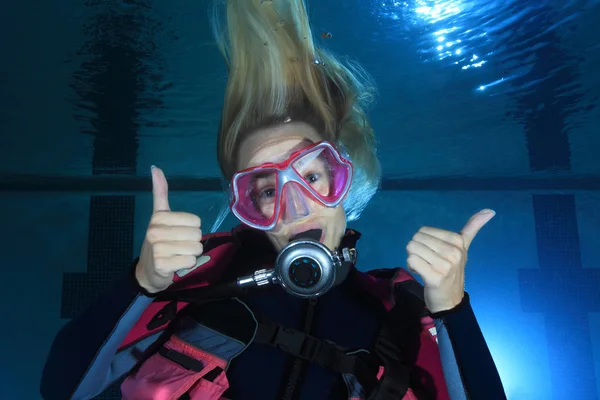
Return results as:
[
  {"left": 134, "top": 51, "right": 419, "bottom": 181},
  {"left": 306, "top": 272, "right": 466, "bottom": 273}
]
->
[
  {"left": 319, "top": 203, "right": 346, "bottom": 219},
  {"left": 333, "top": 207, "right": 347, "bottom": 230},
  {"left": 320, "top": 206, "right": 347, "bottom": 234},
  {"left": 265, "top": 231, "right": 288, "bottom": 251},
  {"left": 323, "top": 207, "right": 347, "bottom": 250}
]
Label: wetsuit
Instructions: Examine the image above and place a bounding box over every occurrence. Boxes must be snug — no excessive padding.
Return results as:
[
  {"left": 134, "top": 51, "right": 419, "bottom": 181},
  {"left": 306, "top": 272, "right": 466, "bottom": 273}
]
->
[{"left": 40, "top": 227, "right": 506, "bottom": 399}]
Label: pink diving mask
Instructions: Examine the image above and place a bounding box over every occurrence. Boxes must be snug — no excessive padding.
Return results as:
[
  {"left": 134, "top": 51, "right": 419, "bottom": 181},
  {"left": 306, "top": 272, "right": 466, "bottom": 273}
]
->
[{"left": 230, "top": 141, "right": 353, "bottom": 231}]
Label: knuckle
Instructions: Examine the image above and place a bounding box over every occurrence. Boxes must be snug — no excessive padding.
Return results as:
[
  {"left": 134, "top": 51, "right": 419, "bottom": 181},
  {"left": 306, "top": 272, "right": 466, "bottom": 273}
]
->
[
  {"left": 451, "top": 233, "right": 464, "bottom": 248},
  {"left": 446, "top": 247, "right": 463, "bottom": 264},
  {"left": 412, "top": 232, "right": 424, "bottom": 241},
  {"left": 406, "top": 254, "right": 420, "bottom": 267},
  {"left": 183, "top": 255, "right": 197, "bottom": 268},
  {"left": 155, "top": 269, "right": 171, "bottom": 279},
  {"left": 152, "top": 242, "right": 167, "bottom": 256},
  {"left": 184, "top": 213, "right": 201, "bottom": 227},
  {"left": 150, "top": 211, "right": 167, "bottom": 225},
  {"left": 438, "top": 260, "right": 452, "bottom": 274},
  {"left": 153, "top": 259, "right": 170, "bottom": 276},
  {"left": 146, "top": 226, "right": 161, "bottom": 243}
]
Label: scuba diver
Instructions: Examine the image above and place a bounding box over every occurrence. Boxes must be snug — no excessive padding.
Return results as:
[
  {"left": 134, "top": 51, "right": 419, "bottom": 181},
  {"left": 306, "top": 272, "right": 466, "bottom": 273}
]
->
[{"left": 40, "top": 0, "right": 507, "bottom": 399}]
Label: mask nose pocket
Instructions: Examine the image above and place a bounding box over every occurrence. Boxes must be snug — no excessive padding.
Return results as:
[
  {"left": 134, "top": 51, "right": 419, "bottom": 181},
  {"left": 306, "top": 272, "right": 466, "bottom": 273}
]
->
[
  {"left": 281, "top": 182, "right": 311, "bottom": 223},
  {"left": 121, "top": 335, "right": 229, "bottom": 400}
]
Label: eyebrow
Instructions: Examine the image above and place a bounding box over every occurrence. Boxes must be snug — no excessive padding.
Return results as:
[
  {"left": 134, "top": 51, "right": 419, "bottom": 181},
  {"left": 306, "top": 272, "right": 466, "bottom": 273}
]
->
[
  {"left": 253, "top": 172, "right": 275, "bottom": 180},
  {"left": 269, "top": 139, "right": 314, "bottom": 163}
]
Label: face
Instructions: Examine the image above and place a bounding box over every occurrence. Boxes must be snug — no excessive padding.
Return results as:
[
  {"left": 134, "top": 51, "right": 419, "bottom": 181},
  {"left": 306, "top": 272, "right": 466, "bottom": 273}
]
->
[{"left": 236, "top": 121, "right": 348, "bottom": 252}]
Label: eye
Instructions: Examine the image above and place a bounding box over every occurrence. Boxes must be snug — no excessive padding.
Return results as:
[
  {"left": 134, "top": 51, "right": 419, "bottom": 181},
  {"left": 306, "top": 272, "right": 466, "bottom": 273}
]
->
[
  {"left": 260, "top": 188, "right": 276, "bottom": 198},
  {"left": 251, "top": 186, "right": 276, "bottom": 207},
  {"left": 305, "top": 173, "right": 320, "bottom": 183}
]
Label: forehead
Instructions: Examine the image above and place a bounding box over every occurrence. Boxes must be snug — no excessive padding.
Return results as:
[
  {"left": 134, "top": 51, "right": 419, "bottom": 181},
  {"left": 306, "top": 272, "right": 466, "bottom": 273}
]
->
[{"left": 237, "top": 122, "right": 323, "bottom": 170}]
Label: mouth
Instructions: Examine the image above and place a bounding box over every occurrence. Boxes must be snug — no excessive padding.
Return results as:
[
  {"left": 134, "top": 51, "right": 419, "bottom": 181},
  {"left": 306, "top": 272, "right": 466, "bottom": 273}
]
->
[{"left": 288, "top": 224, "right": 324, "bottom": 243}]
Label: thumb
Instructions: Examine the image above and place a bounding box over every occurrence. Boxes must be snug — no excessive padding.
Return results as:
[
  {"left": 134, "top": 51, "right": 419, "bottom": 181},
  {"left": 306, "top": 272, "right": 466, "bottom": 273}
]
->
[
  {"left": 151, "top": 166, "right": 170, "bottom": 212},
  {"left": 460, "top": 209, "right": 495, "bottom": 250}
]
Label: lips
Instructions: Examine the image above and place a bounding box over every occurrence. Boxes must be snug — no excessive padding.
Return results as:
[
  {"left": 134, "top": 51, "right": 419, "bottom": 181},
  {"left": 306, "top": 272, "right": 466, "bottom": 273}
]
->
[{"left": 289, "top": 228, "right": 323, "bottom": 243}]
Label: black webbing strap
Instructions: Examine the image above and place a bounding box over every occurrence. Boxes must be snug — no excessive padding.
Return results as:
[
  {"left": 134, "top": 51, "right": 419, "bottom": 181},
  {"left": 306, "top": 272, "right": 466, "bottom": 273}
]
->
[
  {"left": 158, "top": 346, "right": 223, "bottom": 381},
  {"left": 367, "top": 278, "right": 431, "bottom": 400},
  {"left": 367, "top": 325, "right": 411, "bottom": 400},
  {"left": 254, "top": 321, "right": 381, "bottom": 396}
]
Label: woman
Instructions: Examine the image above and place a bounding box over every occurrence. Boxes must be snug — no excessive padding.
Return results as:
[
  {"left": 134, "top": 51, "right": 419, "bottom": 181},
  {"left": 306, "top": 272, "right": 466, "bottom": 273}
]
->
[{"left": 40, "top": 0, "right": 506, "bottom": 399}]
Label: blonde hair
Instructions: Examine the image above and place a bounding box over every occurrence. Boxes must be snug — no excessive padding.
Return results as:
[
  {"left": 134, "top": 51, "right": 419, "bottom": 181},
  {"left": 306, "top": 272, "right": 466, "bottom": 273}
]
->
[{"left": 211, "top": 0, "right": 381, "bottom": 221}]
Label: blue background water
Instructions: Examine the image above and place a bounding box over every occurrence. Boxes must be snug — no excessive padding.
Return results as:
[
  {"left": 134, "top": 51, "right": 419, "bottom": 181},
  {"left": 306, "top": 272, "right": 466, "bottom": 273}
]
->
[{"left": 0, "top": 0, "right": 599, "bottom": 398}]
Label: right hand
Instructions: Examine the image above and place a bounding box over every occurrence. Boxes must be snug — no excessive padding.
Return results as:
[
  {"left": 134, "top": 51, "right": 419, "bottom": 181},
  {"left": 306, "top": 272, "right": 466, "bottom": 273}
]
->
[{"left": 135, "top": 166, "right": 204, "bottom": 293}]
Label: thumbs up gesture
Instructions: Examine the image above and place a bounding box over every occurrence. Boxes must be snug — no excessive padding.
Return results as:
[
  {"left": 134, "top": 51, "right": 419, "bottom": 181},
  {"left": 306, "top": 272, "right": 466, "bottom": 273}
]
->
[
  {"left": 406, "top": 209, "right": 496, "bottom": 314},
  {"left": 135, "top": 166, "right": 204, "bottom": 294}
]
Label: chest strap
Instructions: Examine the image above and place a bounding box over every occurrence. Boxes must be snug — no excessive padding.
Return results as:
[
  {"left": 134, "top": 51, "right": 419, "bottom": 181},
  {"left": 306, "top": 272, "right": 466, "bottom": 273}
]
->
[{"left": 254, "top": 320, "right": 381, "bottom": 396}]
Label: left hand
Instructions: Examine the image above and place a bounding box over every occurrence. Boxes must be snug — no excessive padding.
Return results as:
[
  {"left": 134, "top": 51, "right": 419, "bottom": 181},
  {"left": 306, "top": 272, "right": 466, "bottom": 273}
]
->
[{"left": 406, "top": 209, "right": 496, "bottom": 314}]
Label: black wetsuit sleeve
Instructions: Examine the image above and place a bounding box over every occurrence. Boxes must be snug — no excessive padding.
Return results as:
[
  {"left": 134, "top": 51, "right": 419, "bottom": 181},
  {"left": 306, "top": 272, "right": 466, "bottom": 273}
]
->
[
  {"left": 432, "top": 293, "right": 507, "bottom": 399},
  {"left": 40, "top": 261, "right": 155, "bottom": 400}
]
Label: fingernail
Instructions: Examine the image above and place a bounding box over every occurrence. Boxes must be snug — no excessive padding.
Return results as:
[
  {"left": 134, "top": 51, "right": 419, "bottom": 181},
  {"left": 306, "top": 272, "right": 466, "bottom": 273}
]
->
[
  {"left": 151, "top": 165, "right": 157, "bottom": 170},
  {"left": 480, "top": 209, "right": 496, "bottom": 216}
]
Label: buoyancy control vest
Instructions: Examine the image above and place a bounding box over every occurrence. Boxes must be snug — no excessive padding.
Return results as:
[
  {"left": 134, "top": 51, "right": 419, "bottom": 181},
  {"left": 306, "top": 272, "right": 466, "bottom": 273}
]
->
[{"left": 118, "top": 226, "right": 449, "bottom": 400}]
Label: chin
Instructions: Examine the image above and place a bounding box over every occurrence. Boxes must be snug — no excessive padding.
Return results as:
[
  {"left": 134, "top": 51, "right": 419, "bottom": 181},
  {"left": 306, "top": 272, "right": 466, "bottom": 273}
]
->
[{"left": 266, "top": 234, "right": 288, "bottom": 252}]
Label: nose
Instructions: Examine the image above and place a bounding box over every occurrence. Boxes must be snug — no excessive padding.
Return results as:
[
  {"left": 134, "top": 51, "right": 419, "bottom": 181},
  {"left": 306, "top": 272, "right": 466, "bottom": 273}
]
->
[{"left": 280, "top": 182, "right": 312, "bottom": 224}]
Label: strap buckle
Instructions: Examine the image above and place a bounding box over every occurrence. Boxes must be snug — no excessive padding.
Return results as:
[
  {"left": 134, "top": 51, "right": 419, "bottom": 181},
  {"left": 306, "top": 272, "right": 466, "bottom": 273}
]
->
[{"left": 272, "top": 326, "right": 306, "bottom": 355}]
